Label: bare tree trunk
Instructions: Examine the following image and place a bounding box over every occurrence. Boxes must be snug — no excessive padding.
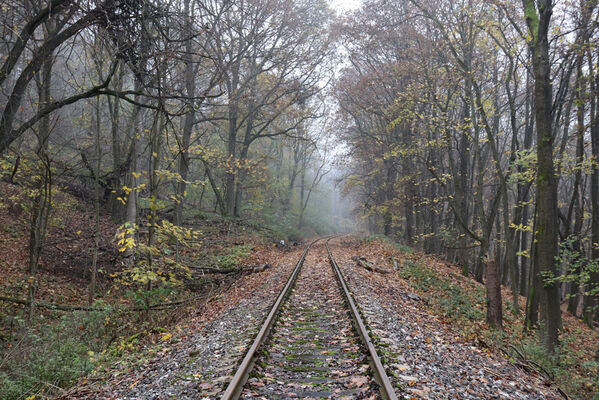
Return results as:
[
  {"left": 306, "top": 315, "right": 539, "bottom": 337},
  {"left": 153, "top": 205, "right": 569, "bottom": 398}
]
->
[
  {"left": 383, "top": 161, "right": 395, "bottom": 236},
  {"left": 567, "top": 60, "right": 586, "bottom": 315},
  {"left": 123, "top": 81, "right": 141, "bottom": 265},
  {"left": 586, "top": 57, "right": 599, "bottom": 326},
  {"left": 518, "top": 201, "right": 530, "bottom": 297},
  {"left": 201, "top": 159, "right": 226, "bottom": 215},
  {"left": 234, "top": 143, "right": 250, "bottom": 217},
  {"left": 225, "top": 75, "right": 239, "bottom": 217},
  {"left": 524, "top": 0, "right": 561, "bottom": 353},
  {"left": 519, "top": 67, "right": 535, "bottom": 298},
  {"left": 28, "top": 37, "right": 54, "bottom": 317},
  {"left": 105, "top": 63, "right": 126, "bottom": 222},
  {"left": 145, "top": 110, "right": 163, "bottom": 316},
  {"left": 525, "top": 206, "right": 540, "bottom": 329},
  {"left": 486, "top": 251, "right": 503, "bottom": 329},
  {"left": 473, "top": 122, "right": 487, "bottom": 283},
  {"left": 175, "top": 0, "right": 195, "bottom": 226},
  {"left": 400, "top": 125, "right": 415, "bottom": 244},
  {"left": 455, "top": 70, "right": 473, "bottom": 276},
  {"left": 89, "top": 96, "right": 101, "bottom": 305},
  {"left": 298, "top": 167, "right": 305, "bottom": 228}
]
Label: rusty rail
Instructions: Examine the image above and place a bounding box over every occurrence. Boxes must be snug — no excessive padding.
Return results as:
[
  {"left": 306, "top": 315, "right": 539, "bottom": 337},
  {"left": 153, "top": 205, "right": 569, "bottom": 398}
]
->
[
  {"left": 326, "top": 238, "right": 399, "bottom": 400},
  {"left": 221, "top": 235, "right": 398, "bottom": 399},
  {"left": 221, "top": 237, "right": 323, "bottom": 400}
]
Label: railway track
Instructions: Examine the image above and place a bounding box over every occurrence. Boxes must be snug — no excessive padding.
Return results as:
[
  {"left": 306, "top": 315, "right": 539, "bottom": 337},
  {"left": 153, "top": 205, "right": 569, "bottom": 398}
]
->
[{"left": 222, "top": 237, "right": 398, "bottom": 400}]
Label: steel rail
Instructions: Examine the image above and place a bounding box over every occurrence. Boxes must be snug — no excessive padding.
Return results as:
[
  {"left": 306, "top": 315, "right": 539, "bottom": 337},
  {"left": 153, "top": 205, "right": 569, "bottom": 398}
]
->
[
  {"left": 221, "top": 237, "right": 325, "bottom": 400},
  {"left": 326, "top": 238, "right": 399, "bottom": 400}
]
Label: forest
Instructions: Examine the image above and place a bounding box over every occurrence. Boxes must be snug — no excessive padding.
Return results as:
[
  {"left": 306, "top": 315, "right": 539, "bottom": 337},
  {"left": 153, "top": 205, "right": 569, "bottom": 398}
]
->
[{"left": 0, "top": 0, "right": 599, "bottom": 399}]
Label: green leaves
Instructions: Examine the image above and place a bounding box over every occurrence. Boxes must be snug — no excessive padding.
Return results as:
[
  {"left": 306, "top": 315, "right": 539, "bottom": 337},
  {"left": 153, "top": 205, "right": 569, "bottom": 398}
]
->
[
  {"left": 523, "top": 0, "right": 540, "bottom": 43},
  {"left": 213, "top": 244, "right": 254, "bottom": 270}
]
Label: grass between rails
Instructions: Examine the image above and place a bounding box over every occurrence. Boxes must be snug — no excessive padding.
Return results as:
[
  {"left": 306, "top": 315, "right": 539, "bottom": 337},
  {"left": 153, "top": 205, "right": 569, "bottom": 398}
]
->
[{"left": 364, "top": 236, "right": 599, "bottom": 400}]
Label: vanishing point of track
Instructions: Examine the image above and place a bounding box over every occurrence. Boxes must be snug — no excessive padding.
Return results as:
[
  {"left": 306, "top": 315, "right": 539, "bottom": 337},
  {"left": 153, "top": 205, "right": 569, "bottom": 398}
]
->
[{"left": 221, "top": 237, "right": 398, "bottom": 400}]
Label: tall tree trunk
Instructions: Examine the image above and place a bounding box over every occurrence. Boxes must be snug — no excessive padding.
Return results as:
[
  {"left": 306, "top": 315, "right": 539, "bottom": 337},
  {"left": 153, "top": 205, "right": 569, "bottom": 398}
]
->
[
  {"left": 474, "top": 74, "right": 520, "bottom": 311},
  {"left": 201, "top": 159, "right": 226, "bottom": 215},
  {"left": 225, "top": 65, "right": 240, "bottom": 217},
  {"left": 403, "top": 126, "right": 415, "bottom": 245},
  {"left": 175, "top": 0, "right": 195, "bottom": 226},
  {"left": 567, "top": 61, "right": 585, "bottom": 315},
  {"left": 383, "top": 159, "right": 395, "bottom": 236},
  {"left": 298, "top": 167, "right": 305, "bottom": 228},
  {"left": 519, "top": 66, "right": 535, "bottom": 297},
  {"left": 525, "top": 206, "right": 541, "bottom": 329},
  {"left": 89, "top": 96, "right": 101, "bottom": 305},
  {"left": 225, "top": 128, "right": 237, "bottom": 216},
  {"left": 472, "top": 121, "right": 487, "bottom": 283},
  {"left": 523, "top": 0, "right": 560, "bottom": 353},
  {"left": 107, "top": 64, "right": 125, "bottom": 222},
  {"left": 145, "top": 110, "right": 163, "bottom": 315},
  {"left": 123, "top": 80, "right": 141, "bottom": 265},
  {"left": 234, "top": 142, "right": 251, "bottom": 217},
  {"left": 586, "top": 58, "right": 599, "bottom": 326},
  {"left": 28, "top": 39, "right": 54, "bottom": 317},
  {"left": 486, "top": 250, "right": 503, "bottom": 329}
]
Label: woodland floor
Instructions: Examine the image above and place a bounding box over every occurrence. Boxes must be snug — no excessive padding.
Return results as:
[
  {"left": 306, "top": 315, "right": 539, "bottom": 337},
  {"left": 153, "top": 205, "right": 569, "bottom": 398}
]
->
[
  {"left": 1, "top": 181, "right": 597, "bottom": 399},
  {"left": 60, "top": 238, "right": 596, "bottom": 399}
]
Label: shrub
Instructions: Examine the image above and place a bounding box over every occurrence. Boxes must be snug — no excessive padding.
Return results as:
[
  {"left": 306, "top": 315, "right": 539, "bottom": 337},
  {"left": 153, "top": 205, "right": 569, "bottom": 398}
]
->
[
  {"left": 366, "top": 234, "right": 413, "bottom": 254},
  {"left": 399, "top": 260, "right": 483, "bottom": 321},
  {"left": 0, "top": 305, "right": 111, "bottom": 399},
  {"left": 214, "top": 244, "right": 254, "bottom": 269}
]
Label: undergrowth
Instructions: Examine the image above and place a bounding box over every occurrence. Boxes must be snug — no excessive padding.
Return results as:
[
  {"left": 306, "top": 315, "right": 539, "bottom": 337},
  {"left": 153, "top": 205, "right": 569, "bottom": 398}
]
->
[
  {"left": 0, "top": 306, "right": 110, "bottom": 399},
  {"left": 0, "top": 240, "right": 257, "bottom": 399},
  {"left": 213, "top": 244, "right": 254, "bottom": 269},
  {"left": 397, "top": 256, "right": 598, "bottom": 399},
  {"left": 399, "top": 259, "right": 484, "bottom": 321},
  {"left": 365, "top": 234, "right": 414, "bottom": 254},
  {"left": 244, "top": 205, "right": 337, "bottom": 242}
]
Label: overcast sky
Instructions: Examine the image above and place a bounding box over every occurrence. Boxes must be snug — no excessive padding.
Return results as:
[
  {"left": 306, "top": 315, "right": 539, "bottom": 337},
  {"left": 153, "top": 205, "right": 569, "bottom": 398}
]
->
[{"left": 328, "top": 0, "right": 361, "bottom": 13}]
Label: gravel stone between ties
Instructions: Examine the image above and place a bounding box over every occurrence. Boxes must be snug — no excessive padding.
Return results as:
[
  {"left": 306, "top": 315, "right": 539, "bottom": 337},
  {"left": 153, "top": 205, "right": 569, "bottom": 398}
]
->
[
  {"left": 65, "top": 247, "right": 304, "bottom": 400},
  {"left": 64, "top": 238, "right": 565, "bottom": 400},
  {"left": 241, "top": 242, "right": 379, "bottom": 399},
  {"left": 328, "top": 237, "right": 562, "bottom": 400}
]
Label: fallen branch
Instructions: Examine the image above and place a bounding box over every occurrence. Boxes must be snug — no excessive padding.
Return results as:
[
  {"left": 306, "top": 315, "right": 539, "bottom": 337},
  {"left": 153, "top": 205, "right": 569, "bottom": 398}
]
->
[
  {"left": 499, "top": 344, "right": 568, "bottom": 399},
  {"left": 0, "top": 293, "right": 211, "bottom": 313},
  {"left": 129, "top": 294, "right": 209, "bottom": 311},
  {"left": 351, "top": 256, "right": 390, "bottom": 274},
  {"left": 189, "top": 265, "right": 237, "bottom": 274},
  {"left": 508, "top": 344, "right": 554, "bottom": 380},
  {"left": 189, "top": 264, "right": 270, "bottom": 275},
  {"left": 0, "top": 263, "right": 268, "bottom": 313},
  {"left": 0, "top": 295, "right": 102, "bottom": 311},
  {"left": 391, "top": 257, "right": 399, "bottom": 271},
  {"left": 556, "top": 386, "right": 571, "bottom": 400},
  {"left": 482, "top": 366, "right": 504, "bottom": 381}
]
